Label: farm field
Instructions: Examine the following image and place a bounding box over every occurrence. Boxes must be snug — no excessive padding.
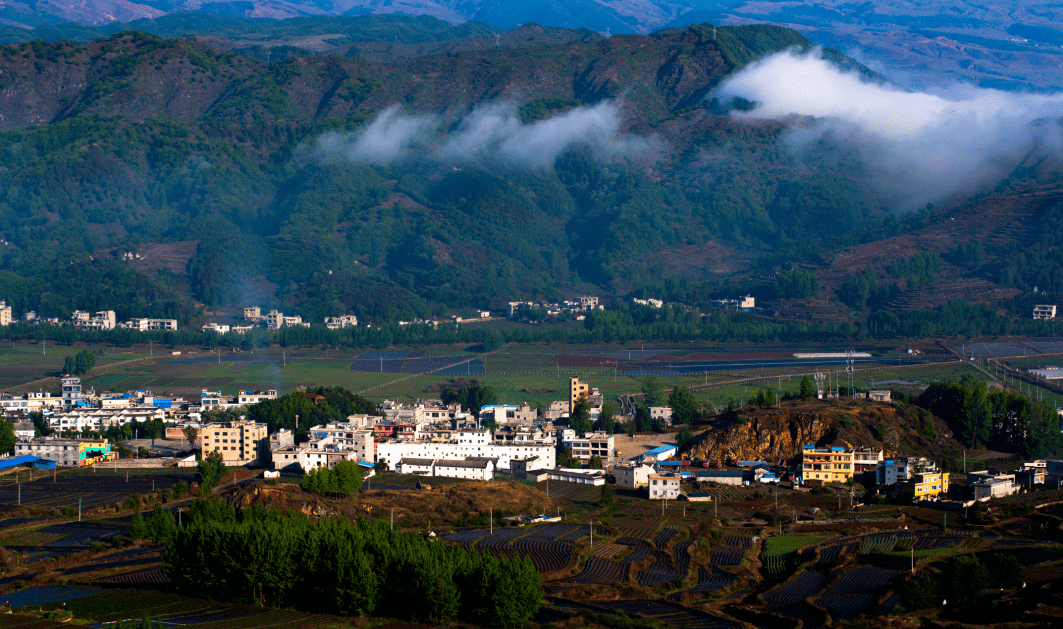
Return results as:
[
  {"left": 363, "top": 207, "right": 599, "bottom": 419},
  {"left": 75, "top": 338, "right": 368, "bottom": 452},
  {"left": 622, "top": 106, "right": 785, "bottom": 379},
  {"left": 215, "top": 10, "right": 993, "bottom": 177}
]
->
[
  {"left": 0, "top": 340, "right": 990, "bottom": 406},
  {"left": 0, "top": 471, "right": 1060, "bottom": 628}
]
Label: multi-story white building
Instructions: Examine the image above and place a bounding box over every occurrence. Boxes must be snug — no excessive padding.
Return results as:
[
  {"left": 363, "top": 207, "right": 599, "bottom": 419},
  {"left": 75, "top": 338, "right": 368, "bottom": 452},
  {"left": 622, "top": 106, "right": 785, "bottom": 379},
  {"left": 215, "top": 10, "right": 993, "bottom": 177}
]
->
[
  {"left": 272, "top": 444, "right": 354, "bottom": 472},
  {"left": 569, "top": 431, "right": 614, "bottom": 463},
  {"left": 0, "top": 391, "right": 65, "bottom": 412},
  {"left": 614, "top": 462, "right": 655, "bottom": 489},
  {"left": 0, "top": 300, "right": 11, "bottom": 326},
  {"left": 243, "top": 307, "right": 262, "bottom": 322},
  {"left": 48, "top": 406, "right": 166, "bottom": 433},
  {"left": 479, "top": 404, "right": 537, "bottom": 426},
  {"left": 648, "top": 473, "right": 682, "bottom": 499},
  {"left": 324, "top": 315, "right": 358, "bottom": 329},
  {"left": 202, "top": 323, "right": 230, "bottom": 334},
  {"left": 375, "top": 430, "right": 555, "bottom": 472},
  {"left": 61, "top": 376, "right": 83, "bottom": 408},
  {"left": 265, "top": 310, "right": 284, "bottom": 330},
  {"left": 236, "top": 390, "right": 277, "bottom": 405},
  {"left": 72, "top": 311, "right": 116, "bottom": 330},
  {"left": 306, "top": 423, "right": 374, "bottom": 462},
  {"left": 120, "top": 318, "right": 177, "bottom": 331}
]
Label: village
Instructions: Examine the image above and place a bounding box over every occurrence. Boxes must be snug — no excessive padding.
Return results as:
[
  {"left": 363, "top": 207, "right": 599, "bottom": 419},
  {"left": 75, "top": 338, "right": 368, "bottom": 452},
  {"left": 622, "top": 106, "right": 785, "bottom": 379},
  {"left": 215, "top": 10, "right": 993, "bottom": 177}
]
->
[{"left": 1, "top": 372, "right": 1056, "bottom": 513}]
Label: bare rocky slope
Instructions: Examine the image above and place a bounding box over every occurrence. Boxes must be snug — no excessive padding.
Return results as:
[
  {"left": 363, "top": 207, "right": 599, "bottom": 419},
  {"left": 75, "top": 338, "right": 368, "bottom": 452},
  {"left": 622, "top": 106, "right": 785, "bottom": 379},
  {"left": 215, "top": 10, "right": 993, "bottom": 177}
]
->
[{"left": 689, "top": 398, "right": 963, "bottom": 466}]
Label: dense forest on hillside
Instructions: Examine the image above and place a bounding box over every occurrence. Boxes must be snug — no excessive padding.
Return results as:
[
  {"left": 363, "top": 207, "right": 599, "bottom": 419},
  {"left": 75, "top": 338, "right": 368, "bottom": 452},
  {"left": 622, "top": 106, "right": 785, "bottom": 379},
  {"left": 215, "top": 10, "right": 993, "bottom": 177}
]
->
[
  {"left": 0, "top": 21, "right": 1058, "bottom": 338},
  {"left": 0, "top": 25, "right": 888, "bottom": 321}
]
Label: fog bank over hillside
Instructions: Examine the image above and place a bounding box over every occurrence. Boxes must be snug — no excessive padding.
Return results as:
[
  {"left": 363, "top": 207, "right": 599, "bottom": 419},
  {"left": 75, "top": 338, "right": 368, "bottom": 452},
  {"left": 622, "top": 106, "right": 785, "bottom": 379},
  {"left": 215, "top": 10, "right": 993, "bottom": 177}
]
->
[
  {"left": 313, "top": 100, "right": 660, "bottom": 168},
  {"left": 716, "top": 50, "right": 1063, "bottom": 209}
]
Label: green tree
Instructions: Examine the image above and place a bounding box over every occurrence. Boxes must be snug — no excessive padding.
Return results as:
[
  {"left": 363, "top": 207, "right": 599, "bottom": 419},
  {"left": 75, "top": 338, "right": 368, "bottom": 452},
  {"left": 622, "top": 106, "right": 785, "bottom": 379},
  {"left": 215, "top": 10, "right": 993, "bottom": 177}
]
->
[
  {"left": 128, "top": 511, "right": 147, "bottom": 538},
  {"left": 676, "top": 426, "right": 694, "bottom": 452},
  {"left": 183, "top": 425, "right": 198, "bottom": 451},
  {"left": 984, "top": 552, "right": 1024, "bottom": 589},
  {"left": 593, "top": 401, "right": 616, "bottom": 434},
  {"left": 902, "top": 576, "right": 939, "bottom": 611},
  {"left": 569, "top": 397, "right": 592, "bottom": 435},
  {"left": 331, "top": 460, "right": 363, "bottom": 495},
  {"left": 557, "top": 447, "right": 579, "bottom": 468},
  {"left": 196, "top": 450, "right": 227, "bottom": 497},
  {"left": 147, "top": 503, "right": 177, "bottom": 544},
  {"left": 942, "top": 555, "right": 991, "bottom": 601},
  {"left": 641, "top": 375, "right": 664, "bottom": 407},
  {"left": 668, "top": 385, "right": 699, "bottom": 424},
  {"left": 0, "top": 421, "right": 14, "bottom": 454},
  {"left": 481, "top": 329, "right": 503, "bottom": 352},
  {"left": 799, "top": 375, "right": 815, "bottom": 401},
  {"left": 588, "top": 455, "right": 603, "bottom": 469}
]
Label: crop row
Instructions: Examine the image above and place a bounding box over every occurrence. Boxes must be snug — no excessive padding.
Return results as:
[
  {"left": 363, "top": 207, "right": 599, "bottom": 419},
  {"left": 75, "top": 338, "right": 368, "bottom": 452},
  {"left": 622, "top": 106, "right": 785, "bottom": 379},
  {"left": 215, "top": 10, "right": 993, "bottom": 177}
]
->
[
  {"left": 816, "top": 593, "right": 877, "bottom": 622},
  {"left": 560, "top": 556, "right": 627, "bottom": 584},
  {"left": 764, "top": 570, "right": 830, "bottom": 604},
  {"left": 95, "top": 567, "right": 169, "bottom": 585},
  {"left": 822, "top": 566, "right": 898, "bottom": 597},
  {"left": 4, "top": 586, "right": 104, "bottom": 610},
  {"left": 709, "top": 547, "right": 745, "bottom": 567}
]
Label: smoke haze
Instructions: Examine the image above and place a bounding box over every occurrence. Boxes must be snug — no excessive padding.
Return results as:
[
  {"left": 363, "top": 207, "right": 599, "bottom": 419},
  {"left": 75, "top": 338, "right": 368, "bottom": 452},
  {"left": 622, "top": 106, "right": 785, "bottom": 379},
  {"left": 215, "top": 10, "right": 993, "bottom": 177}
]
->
[
  {"left": 314, "top": 100, "right": 657, "bottom": 168},
  {"left": 716, "top": 49, "right": 1063, "bottom": 208}
]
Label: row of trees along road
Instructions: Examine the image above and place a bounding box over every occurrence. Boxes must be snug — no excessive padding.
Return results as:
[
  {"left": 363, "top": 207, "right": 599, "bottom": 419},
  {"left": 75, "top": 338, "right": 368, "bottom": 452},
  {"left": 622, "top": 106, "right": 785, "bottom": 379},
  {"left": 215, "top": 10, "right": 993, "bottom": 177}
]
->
[{"left": 163, "top": 500, "right": 542, "bottom": 626}]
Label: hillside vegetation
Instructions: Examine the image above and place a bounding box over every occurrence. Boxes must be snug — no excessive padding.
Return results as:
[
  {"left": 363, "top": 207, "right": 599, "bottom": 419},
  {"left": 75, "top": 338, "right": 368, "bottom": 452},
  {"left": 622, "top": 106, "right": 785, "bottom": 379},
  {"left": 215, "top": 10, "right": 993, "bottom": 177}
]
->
[{"left": 0, "top": 25, "right": 891, "bottom": 324}]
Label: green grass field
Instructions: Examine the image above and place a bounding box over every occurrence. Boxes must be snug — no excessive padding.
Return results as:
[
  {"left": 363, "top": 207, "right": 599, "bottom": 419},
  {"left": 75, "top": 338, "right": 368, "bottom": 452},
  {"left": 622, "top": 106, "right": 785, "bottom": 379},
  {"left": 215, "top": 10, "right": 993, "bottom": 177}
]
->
[{"left": 0, "top": 341, "right": 1000, "bottom": 408}]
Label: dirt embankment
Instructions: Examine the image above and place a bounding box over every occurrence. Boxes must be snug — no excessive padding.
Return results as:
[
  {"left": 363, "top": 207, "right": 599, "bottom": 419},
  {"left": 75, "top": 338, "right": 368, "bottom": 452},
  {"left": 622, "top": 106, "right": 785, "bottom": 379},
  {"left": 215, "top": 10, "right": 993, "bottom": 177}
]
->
[{"left": 221, "top": 480, "right": 561, "bottom": 528}]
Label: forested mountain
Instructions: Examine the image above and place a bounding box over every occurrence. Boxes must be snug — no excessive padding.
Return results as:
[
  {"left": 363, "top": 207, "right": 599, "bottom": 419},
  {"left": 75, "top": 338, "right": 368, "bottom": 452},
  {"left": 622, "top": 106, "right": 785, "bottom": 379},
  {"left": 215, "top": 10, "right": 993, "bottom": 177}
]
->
[
  {"left": 0, "top": 24, "right": 880, "bottom": 323},
  {"left": 5, "top": 1, "right": 1063, "bottom": 89},
  {"left": 0, "top": 21, "right": 1059, "bottom": 331}
]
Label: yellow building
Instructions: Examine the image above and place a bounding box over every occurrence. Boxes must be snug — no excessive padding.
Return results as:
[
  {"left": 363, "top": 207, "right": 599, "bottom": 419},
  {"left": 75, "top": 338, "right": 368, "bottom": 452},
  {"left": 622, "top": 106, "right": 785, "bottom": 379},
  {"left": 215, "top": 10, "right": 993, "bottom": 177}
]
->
[
  {"left": 201, "top": 420, "right": 269, "bottom": 466},
  {"left": 913, "top": 471, "right": 949, "bottom": 499},
  {"left": 801, "top": 446, "right": 854, "bottom": 483},
  {"left": 569, "top": 377, "right": 590, "bottom": 408}
]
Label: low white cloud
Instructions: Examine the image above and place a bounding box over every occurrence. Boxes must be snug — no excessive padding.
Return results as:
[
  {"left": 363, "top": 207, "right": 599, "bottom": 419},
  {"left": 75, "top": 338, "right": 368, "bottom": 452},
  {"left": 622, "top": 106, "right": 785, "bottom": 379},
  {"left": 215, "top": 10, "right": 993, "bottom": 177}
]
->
[
  {"left": 441, "top": 100, "right": 657, "bottom": 167},
  {"left": 715, "top": 49, "right": 1063, "bottom": 208},
  {"left": 314, "top": 100, "right": 657, "bottom": 168},
  {"left": 314, "top": 105, "right": 436, "bottom": 164}
]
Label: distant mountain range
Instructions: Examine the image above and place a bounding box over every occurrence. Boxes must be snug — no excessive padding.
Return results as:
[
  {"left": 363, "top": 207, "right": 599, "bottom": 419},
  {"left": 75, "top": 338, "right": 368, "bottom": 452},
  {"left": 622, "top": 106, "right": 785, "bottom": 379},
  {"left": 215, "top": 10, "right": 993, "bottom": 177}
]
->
[{"left": 3, "top": 1, "right": 1063, "bottom": 89}]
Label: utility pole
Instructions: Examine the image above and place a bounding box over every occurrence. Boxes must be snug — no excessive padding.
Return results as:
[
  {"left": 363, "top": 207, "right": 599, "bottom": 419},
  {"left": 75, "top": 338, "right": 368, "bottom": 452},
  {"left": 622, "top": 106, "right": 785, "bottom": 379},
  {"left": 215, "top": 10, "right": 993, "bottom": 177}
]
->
[
  {"left": 911, "top": 547, "right": 914, "bottom": 575},
  {"left": 490, "top": 508, "right": 493, "bottom": 535},
  {"left": 589, "top": 519, "right": 593, "bottom": 546},
  {"left": 391, "top": 508, "right": 394, "bottom": 530},
  {"left": 78, "top": 498, "right": 82, "bottom": 522}
]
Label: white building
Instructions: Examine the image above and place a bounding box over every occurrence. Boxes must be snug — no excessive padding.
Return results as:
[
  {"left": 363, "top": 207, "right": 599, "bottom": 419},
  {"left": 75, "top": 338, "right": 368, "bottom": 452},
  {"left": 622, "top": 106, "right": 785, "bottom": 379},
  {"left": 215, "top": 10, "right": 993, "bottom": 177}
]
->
[
  {"left": 1033, "top": 304, "right": 1057, "bottom": 320},
  {"left": 568, "top": 431, "right": 614, "bottom": 463},
  {"left": 48, "top": 406, "right": 166, "bottom": 432},
  {"left": 375, "top": 430, "right": 555, "bottom": 472},
  {"left": 72, "top": 310, "right": 116, "bottom": 331},
  {"left": 306, "top": 423, "right": 374, "bottom": 462},
  {"left": 649, "top": 407, "right": 673, "bottom": 423},
  {"left": 120, "top": 318, "right": 177, "bottom": 331},
  {"left": 0, "top": 300, "right": 11, "bottom": 326},
  {"left": 614, "top": 462, "right": 655, "bottom": 489},
  {"left": 202, "top": 323, "right": 230, "bottom": 334},
  {"left": 648, "top": 473, "right": 682, "bottom": 499},
  {"left": 324, "top": 315, "right": 358, "bottom": 329},
  {"left": 236, "top": 390, "right": 277, "bottom": 405},
  {"left": 525, "top": 467, "right": 605, "bottom": 485},
  {"left": 272, "top": 444, "right": 354, "bottom": 472},
  {"left": 433, "top": 457, "right": 496, "bottom": 481}
]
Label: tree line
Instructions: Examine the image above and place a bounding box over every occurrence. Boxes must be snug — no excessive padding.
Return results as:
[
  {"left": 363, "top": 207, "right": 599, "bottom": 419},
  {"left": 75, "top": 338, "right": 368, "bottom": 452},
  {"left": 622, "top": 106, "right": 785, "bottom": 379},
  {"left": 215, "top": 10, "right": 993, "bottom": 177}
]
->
[
  {"left": 917, "top": 375, "right": 1062, "bottom": 458},
  {"left": 163, "top": 500, "right": 542, "bottom": 627}
]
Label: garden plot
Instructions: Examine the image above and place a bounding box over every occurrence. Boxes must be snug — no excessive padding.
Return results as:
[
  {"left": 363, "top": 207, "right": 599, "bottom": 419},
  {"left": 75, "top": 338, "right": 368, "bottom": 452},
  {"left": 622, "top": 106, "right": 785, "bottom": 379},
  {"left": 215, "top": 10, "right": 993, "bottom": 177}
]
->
[
  {"left": 762, "top": 536, "right": 828, "bottom": 577},
  {"left": 4, "top": 586, "right": 105, "bottom": 609},
  {"left": 669, "top": 566, "right": 737, "bottom": 601},
  {"left": 764, "top": 570, "right": 830, "bottom": 604},
  {"left": 815, "top": 566, "right": 898, "bottom": 622}
]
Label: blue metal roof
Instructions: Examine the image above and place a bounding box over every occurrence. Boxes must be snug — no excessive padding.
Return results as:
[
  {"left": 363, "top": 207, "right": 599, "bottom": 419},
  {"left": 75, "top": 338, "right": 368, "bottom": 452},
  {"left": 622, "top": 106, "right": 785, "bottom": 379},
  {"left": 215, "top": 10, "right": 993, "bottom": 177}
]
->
[
  {"left": 642, "top": 445, "right": 677, "bottom": 456},
  {"left": 0, "top": 455, "right": 56, "bottom": 471}
]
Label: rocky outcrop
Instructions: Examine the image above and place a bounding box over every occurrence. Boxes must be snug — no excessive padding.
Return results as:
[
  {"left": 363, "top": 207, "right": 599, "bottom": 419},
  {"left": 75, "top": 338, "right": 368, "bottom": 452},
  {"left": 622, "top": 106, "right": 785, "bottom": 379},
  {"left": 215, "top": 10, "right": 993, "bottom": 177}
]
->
[{"left": 690, "top": 411, "right": 836, "bottom": 464}]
